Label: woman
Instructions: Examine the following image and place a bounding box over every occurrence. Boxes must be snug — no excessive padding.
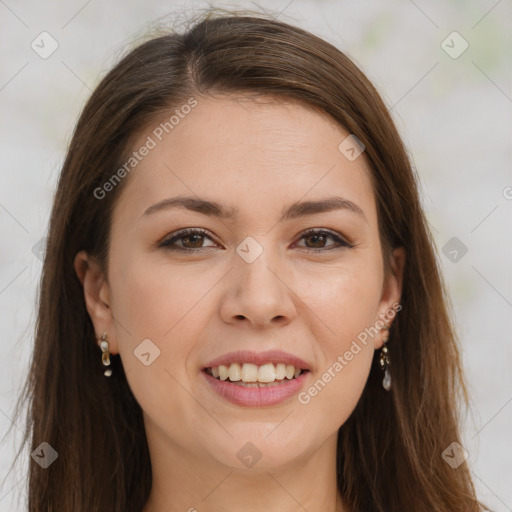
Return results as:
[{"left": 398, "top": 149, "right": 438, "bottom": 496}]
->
[{"left": 11, "top": 8, "right": 489, "bottom": 512}]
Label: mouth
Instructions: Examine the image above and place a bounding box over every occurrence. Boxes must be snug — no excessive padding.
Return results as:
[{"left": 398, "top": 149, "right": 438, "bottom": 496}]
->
[
  {"left": 200, "top": 350, "right": 312, "bottom": 406},
  {"left": 201, "top": 364, "right": 311, "bottom": 407},
  {"left": 203, "top": 363, "right": 310, "bottom": 387}
]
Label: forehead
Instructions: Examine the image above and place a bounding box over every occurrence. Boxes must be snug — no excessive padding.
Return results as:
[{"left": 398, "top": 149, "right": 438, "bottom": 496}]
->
[{"left": 113, "top": 94, "right": 376, "bottom": 226}]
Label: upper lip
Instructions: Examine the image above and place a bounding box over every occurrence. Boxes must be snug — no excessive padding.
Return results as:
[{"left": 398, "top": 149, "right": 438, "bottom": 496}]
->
[{"left": 203, "top": 350, "right": 312, "bottom": 371}]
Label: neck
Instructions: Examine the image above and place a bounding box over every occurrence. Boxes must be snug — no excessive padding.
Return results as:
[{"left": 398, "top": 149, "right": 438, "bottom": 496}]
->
[{"left": 141, "top": 418, "right": 348, "bottom": 512}]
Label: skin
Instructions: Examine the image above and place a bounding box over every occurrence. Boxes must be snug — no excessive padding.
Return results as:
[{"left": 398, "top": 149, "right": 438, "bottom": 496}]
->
[{"left": 74, "top": 94, "right": 405, "bottom": 512}]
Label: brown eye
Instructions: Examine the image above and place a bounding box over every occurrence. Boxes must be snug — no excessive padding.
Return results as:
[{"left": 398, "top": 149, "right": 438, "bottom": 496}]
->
[
  {"left": 160, "top": 229, "right": 217, "bottom": 251},
  {"left": 159, "top": 228, "right": 352, "bottom": 253},
  {"left": 179, "top": 234, "right": 206, "bottom": 249},
  {"left": 296, "top": 229, "right": 352, "bottom": 251}
]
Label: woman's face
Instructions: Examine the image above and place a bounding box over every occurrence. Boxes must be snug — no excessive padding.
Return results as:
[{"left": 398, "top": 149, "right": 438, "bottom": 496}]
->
[{"left": 77, "top": 94, "right": 404, "bottom": 471}]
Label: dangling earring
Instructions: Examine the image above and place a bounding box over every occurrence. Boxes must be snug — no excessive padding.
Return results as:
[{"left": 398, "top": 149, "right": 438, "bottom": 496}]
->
[
  {"left": 379, "top": 323, "right": 391, "bottom": 391},
  {"left": 99, "top": 332, "right": 112, "bottom": 377}
]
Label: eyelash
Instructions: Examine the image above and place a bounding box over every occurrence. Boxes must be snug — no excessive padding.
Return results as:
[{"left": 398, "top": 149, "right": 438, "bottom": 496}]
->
[{"left": 159, "top": 228, "right": 353, "bottom": 253}]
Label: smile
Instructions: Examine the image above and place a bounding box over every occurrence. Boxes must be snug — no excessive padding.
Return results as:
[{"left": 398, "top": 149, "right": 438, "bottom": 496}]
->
[
  {"left": 205, "top": 362, "right": 307, "bottom": 383},
  {"left": 202, "top": 365, "right": 310, "bottom": 407}
]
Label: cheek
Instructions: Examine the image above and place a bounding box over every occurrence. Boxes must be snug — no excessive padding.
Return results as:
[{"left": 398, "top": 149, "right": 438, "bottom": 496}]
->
[
  {"left": 294, "top": 261, "right": 381, "bottom": 425},
  {"left": 108, "top": 248, "right": 227, "bottom": 398},
  {"left": 109, "top": 248, "right": 214, "bottom": 337},
  {"left": 299, "top": 344, "right": 374, "bottom": 430},
  {"left": 298, "top": 275, "right": 377, "bottom": 427},
  {"left": 299, "top": 256, "right": 383, "bottom": 341},
  {"left": 107, "top": 253, "right": 212, "bottom": 428}
]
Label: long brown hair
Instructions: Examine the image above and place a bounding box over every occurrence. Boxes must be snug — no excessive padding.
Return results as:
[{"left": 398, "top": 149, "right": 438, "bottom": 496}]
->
[{"left": 8, "top": 7, "right": 490, "bottom": 511}]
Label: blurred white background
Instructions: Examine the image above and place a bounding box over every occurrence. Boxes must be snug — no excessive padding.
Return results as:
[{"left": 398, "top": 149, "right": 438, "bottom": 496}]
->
[{"left": 1, "top": 1, "right": 511, "bottom": 511}]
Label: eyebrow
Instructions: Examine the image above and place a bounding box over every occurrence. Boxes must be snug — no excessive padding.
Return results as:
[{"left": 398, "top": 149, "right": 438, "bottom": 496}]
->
[{"left": 143, "top": 195, "right": 367, "bottom": 223}]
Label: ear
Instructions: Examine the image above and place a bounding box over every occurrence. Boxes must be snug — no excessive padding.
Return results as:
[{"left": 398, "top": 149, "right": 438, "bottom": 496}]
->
[
  {"left": 74, "top": 250, "right": 119, "bottom": 354},
  {"left": 374, "top": 246, "right": 406, "bottom": 350}
]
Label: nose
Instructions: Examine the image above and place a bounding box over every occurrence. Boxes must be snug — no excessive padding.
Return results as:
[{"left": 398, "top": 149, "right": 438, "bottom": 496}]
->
[{"left": 219, "top": 246, "right": 297, "bottom": 329}]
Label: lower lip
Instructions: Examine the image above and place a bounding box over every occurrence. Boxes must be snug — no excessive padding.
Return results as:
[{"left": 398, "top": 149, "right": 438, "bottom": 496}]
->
[{"left": 202, "top": 370, "right": 310, "bottom": 407}]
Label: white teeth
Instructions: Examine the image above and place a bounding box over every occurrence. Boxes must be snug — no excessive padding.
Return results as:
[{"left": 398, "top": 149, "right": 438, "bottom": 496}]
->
[
  {"left": 228, "top": 363, "right": 242, "bottom": 381},
  {"left": 275, "top": 363, "right": 286, "bottom": 380},
  {"left": 258, "top": 363, "right": 276, "bottom": 383},
  {"left": 207, "top": 362, "right": 306, "bottom": 383},
  {"left": 218, "top": 365, "right": 229, "bottom": 381},
  {"left": 241, "top": 363, "right": 258, "bottom": 382},
  {"left": 285, "top": 364, "right": 295, "bottom": 380}
]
